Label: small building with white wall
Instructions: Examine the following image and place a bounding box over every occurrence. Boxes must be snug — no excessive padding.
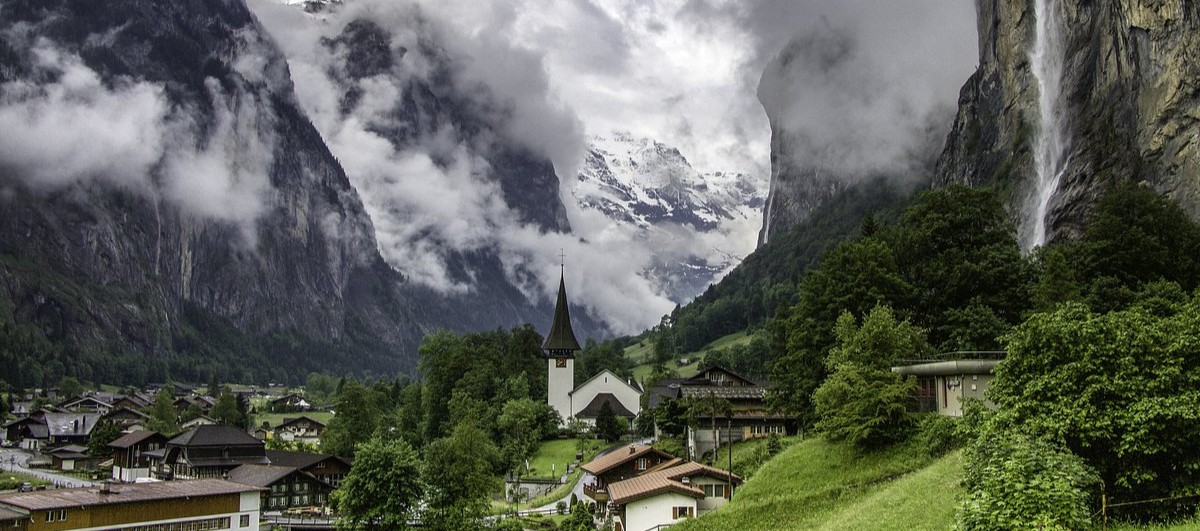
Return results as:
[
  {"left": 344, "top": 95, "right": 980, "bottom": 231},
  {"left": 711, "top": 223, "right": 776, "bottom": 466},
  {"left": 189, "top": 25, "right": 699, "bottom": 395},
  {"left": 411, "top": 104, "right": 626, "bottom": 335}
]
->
[{"left": 892, "top": 359, "right": 1000, "bottom": 416}]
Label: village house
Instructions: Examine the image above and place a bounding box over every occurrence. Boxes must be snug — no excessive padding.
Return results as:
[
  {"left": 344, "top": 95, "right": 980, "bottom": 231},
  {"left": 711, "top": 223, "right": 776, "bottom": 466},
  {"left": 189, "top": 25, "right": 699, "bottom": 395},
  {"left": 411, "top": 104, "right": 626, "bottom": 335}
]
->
[
  {"left": 101, "top": 406, "right": 149, "bottom": 431},
  {"left": 46, "top": 445, "right": 100, "bottom": 471},
  {"left": 580, "top": 445, "right": 741, "bottom": 531},
  {"left": 268, "top": 394, "right": 311, "bottom": 413},
  {"left": 271, "top": 416, "right": 326, "bottom": 443},
  {"left": 609, "top": 461, "right": 741, "bottom": 531},
  {"left": 3, "top": 411, "right": 102, "bottom": 451},
  {"left": 183, "top": 415, "right": 219, "bottom": 430},
  {"left": 227, "top": 464, "right": 334, "bottom": 511},
  {"left": 109, "top": 430, "right": 170, "bottom": 483},
  {"left": 649, "top": 366, "right": 793, "bottom": 459},
  {"left": 0, "top": 479, "right": 262, "bottom": 531},
  {"left": 57, "top": 396, "right": 113, "bottom": 415},
  {"left": 153, "top": 425, "right": 269, "bottom": 480},
  {"left": 581, "top": 444, "right": 676, "bottom": 506},
  {"left": 265, "top": 450, "right": 352, "bottom": 488},
  {"left": 891, "top": 356, "right": 1001, "bottom": 416}
]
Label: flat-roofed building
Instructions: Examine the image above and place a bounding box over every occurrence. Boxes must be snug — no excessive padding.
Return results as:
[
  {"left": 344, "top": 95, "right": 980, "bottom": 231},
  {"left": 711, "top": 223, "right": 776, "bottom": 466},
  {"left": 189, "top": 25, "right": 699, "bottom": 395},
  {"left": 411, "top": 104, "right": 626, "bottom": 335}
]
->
[{"left": 0, "top": 479, "right": 262, "bottom": 531}]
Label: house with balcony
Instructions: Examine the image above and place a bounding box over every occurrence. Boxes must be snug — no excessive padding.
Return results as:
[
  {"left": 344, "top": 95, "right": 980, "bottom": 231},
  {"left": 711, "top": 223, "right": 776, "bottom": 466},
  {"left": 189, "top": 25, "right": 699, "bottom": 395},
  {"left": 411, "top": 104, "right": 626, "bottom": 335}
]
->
[
  {"left": 272, "top": 416, "right": 326, "bottom": 444},
  {"left": 581, "top": 444, "right": 676, "bottom": 506},
  {"left": 265, "top": 450, "right": 352, "bottom": 488},
  {"left": 110, "top": 430, "right": 170, "bottom": 482},
  {"left": 228, "top": 464, "right": 334, "bottom": 511},
  {"left": 153, "top": 425, "right": 269, "bottom": 480},
  {"left": 608, "top": 460, "right": 741, "bottom": 531}
]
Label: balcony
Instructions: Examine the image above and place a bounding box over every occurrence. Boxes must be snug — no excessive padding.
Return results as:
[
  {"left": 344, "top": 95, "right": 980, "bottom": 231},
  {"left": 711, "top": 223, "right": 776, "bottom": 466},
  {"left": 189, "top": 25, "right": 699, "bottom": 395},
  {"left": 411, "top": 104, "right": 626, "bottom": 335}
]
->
[{"left": 583, "top": 483, "right": 609, "bottom": 502}]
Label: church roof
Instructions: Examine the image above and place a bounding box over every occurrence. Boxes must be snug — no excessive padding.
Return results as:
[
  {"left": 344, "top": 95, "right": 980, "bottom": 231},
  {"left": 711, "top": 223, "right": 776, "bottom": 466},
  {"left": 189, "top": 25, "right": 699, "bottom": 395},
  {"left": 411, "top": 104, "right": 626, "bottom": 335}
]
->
[
  {"left": 543, "top": 273, "right": 581, "bottom": 352},
  {"left": 576, "top": 393, "right": 636, "bottom": 419}
]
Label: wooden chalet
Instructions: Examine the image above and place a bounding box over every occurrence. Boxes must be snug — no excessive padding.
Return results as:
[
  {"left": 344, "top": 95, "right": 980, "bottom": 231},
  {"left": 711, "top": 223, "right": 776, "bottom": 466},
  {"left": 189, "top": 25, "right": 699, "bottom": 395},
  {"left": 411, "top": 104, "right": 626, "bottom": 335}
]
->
[
  {"left": 153, "top": 425, "right": 268, "bottom": 480},
  {"left": 265, "top": 450, "right": 352, "bottom": 488},
  {"left": 272, "top": 416, "right": 325, "bottom": 443},
  {"left": 268, "top": 393, "right": 311, "bottom": 413},
  {"left": 227, "top": 464, "right": 333, "bottom": 511},
  {"left": 581, "top": 444, "right": 675, "bottom": 505},
  {"left": 110, "top": 431, "right": 170, "bottom": 482}
]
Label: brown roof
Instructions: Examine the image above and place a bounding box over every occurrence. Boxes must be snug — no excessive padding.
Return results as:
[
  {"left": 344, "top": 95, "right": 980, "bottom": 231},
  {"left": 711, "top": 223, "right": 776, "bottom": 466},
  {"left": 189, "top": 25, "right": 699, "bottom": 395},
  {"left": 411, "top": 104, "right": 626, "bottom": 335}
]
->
[
  {"left": 0, "top": 479, "right": 260, "bottom": 511},
  {"left": 575, "top": 393, "right": 636, "bottom": 419},
  {"left": 108, "top": 430, "right": 164, "bottom": 449},
  {"left": 0, "top": 506, "right": 25, "bottom": 522},
  {"left": 581, "top": 444, "right": 673, "bottom": 476},
  {"left": 227, "top": 464, "right": 305, "bottom": 488},
  {"left": 608, "top": 461, "right": 741, "bottom": 505}
]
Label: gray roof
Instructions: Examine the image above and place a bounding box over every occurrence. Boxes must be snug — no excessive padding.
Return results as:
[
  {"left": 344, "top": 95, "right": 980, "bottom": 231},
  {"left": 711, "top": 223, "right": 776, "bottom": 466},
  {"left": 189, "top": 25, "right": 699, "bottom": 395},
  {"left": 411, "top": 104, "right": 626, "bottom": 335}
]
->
[
  {"left": 169, "top": 425, "right": 263, "bottom": 447},
  {"left": 679, "top": 386, "right": 767, "bottom": 400},
  {"left": 43, "top": 413, "right": 102, "bottom": 437},
  {"left": 266, "top": 450, "right": 349, "bottom": 469},
  {"left": 227, "top": 464, "right": 302, "bottom": 488},
  {"left": 892, "top": 359, "right": 1001, "bottom": 376},
  {"left": 0, "top": 479, "right": 259, "bottom": 511},
  {"left": 576, "top": 393, "right": 635, "bottom": 419}
]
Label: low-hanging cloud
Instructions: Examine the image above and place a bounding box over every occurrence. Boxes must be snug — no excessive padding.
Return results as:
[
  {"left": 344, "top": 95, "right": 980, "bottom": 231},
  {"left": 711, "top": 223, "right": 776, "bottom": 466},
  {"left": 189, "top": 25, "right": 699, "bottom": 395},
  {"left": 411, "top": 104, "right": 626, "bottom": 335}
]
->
[{"left": 0, "top": 37, "right": 280, "bottom": 244}]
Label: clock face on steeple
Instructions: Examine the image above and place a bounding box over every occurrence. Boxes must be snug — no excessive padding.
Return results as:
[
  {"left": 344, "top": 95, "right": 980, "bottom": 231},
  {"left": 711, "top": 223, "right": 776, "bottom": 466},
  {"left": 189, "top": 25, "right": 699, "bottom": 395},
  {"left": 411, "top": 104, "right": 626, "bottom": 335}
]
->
[{"left": 555, "top": 358, "right": 567, "bottom": 368}]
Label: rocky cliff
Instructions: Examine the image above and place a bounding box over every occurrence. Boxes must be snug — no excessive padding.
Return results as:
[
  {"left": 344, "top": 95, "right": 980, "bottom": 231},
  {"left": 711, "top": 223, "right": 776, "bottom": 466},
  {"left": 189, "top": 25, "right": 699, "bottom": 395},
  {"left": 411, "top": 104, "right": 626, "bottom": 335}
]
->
[
  {"left": 935, "top": 0, "right": 1200, "bottom": 243},
  {"left": 0, "top": 0, "right": 587, "bottom": 386}
]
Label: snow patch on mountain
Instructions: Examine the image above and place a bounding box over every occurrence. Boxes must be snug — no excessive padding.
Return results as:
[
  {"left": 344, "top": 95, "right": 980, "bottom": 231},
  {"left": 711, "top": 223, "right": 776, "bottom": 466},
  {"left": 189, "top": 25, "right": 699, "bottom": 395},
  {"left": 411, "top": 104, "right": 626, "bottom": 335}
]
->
[{"left": 574, "top": 132, "right": 766, "bottom": 303}]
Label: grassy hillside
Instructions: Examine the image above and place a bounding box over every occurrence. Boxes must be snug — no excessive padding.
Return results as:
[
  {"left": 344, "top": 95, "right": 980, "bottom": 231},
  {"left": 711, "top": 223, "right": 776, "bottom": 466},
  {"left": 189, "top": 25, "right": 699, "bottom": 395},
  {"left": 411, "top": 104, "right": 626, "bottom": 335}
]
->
[
  {"left": 674, "top": 437, "right": 945, "bottom": 531},
  {"left": 626, "top": 331, "right": 753, "bottom": 382}
]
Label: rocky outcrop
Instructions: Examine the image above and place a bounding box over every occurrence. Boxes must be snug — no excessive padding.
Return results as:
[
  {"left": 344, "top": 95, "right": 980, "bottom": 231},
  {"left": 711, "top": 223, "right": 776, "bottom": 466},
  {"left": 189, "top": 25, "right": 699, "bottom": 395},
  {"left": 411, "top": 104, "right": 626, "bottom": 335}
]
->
[{"left": 936, "top": 0, "right": 1200, "bottom": 242}]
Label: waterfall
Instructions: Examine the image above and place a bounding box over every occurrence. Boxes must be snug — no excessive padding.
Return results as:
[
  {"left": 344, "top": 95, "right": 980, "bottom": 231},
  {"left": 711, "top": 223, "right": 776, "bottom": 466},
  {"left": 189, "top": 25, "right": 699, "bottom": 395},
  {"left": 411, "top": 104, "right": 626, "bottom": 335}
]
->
[{"left": 1026, "top": 0, "right": 1071, "bottom": 251}]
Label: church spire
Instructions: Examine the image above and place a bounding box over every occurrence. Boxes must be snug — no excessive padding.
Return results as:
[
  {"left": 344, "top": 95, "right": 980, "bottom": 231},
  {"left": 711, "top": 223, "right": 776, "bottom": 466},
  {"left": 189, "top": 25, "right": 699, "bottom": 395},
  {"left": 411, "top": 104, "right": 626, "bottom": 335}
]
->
[{"left": 543, "top": 269, "right": 581, "bottom": 355}]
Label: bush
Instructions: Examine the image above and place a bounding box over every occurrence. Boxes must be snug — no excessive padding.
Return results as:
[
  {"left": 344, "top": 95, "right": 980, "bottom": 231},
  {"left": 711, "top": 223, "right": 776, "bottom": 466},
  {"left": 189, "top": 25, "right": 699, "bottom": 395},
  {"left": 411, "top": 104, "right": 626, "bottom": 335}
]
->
[
  {"left": 910, "top": 413, "right": 961, "bottom": 457},
  {"left": 654, "top": 438, "right": 687, "bottom": 458},
  {"left": 956, "top": 432, "right": 1098, "bottom": 530},
  {"left": 556, "top": 501, "right": 567, "bottom": 515}
]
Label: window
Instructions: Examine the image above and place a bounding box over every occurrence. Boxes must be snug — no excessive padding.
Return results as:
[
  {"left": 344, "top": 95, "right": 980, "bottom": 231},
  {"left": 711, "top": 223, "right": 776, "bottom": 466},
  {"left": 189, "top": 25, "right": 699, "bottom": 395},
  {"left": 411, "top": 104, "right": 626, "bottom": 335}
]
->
[
  {"left": 59, "top": 510, "right": 66, "bottom": 521},
  {"left": 671, "top": 506, "right": 694, "bottom": 519},
  {"left": 240, "top": 515, "right": 250, "bottom": 527},
  {"left": 635, "top": 457, "right": 649, "bottom": 471},
  {"left": 703, "top": 484, "right": 726, "bottom": 498},
  {"left": 46, "top": 511, "right": 54, "bottom": 522}
]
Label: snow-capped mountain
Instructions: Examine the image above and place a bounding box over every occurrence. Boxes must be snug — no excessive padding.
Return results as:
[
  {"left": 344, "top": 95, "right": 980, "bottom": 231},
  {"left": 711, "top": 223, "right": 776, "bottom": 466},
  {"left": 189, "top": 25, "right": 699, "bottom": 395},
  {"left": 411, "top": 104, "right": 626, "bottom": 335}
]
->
[{"left": 574, "top": 132, "right": 766, "bottom": 302}]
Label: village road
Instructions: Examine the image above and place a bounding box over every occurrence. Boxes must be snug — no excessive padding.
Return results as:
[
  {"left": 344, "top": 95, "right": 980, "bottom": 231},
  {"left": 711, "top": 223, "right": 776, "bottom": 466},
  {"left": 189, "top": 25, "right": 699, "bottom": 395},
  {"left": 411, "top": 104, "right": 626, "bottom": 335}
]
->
[{"left": 0, "top": 448, "right": 96, "bottom": 488}]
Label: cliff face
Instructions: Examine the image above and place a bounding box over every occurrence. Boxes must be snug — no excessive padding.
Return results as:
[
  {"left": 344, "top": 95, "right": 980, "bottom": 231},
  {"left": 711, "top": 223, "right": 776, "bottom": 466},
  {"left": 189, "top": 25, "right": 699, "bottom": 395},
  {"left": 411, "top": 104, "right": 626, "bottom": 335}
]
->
[
  {"left": 936, "top": 0, "right": 1200, "bottom": 242},
  {"left": 0, "top": 0, "right": 587, "bottom": 385}
]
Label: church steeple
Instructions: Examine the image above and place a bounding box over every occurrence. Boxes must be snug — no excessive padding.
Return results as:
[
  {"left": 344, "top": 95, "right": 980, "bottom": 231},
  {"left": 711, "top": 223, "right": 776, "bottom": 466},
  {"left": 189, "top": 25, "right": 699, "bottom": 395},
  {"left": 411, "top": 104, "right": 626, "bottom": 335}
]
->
[{"left": 543, "top": 271, "right": 581, "bottom": 356}]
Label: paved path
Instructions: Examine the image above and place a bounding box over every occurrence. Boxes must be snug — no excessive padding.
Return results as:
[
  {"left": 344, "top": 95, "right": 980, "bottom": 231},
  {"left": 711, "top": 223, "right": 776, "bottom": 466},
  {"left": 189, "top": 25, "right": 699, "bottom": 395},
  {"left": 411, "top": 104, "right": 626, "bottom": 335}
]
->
[{"left": 0, "top": 449, "right": 96, "bottom": 488}]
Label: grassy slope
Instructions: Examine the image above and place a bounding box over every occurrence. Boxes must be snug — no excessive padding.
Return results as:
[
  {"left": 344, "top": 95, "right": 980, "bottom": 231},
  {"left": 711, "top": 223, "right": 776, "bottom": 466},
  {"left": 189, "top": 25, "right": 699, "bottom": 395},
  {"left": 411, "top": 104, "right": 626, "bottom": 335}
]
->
[
  {"left": 674, "top": 438, "right": 943, "bottom": 531},
  {"left": 627, "top": 331, "right": 752, "bottom": 383},
  {"left": 709, "top": 436, "right": 802, "bottom": 480}
]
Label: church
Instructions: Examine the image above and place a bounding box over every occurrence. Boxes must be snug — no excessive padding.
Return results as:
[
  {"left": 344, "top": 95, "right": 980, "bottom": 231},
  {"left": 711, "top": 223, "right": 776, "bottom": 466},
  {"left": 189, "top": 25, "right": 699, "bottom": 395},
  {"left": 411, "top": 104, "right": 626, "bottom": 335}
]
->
[{"left": 544, "top": 270, "right": 643, "bottom": 426}]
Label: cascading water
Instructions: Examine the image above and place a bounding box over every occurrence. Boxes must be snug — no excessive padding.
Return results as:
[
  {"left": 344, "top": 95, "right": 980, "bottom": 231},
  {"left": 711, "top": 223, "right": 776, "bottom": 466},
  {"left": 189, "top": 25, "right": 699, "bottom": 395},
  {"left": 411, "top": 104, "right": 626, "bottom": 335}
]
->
[{"left": 1026, "top": 0, "right": 1071, "bottom": 251}]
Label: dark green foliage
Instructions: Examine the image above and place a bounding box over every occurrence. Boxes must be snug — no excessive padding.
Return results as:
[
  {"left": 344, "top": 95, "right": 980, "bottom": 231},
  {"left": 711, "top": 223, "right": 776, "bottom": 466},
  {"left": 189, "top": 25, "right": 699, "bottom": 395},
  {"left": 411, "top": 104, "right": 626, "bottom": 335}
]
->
[
  {"left": 57, "top": 377, "right": 84, "bottom": 400},
  {"left": 594, "top": 401, "right": 622, "bottom": 442},
  {"left": 665, "top": 178, "right": 912, "bottom": 354},
  {"left": 559, "top": 502, "right": 595, "bottom": 531},
  {"left": 209, "top": 389, "right": 243, "bottom": 427},
  {"left": 575, "top": 338, "right": 631, "bottom": 382},
  {"left": 991, "top": 299, "right": 1200, "bottom": 506},
  {"left": 319, "top": 381, "right": 385, "bottom": 458},
  {"left": 88, "top": 420, "right": 123, "bottom": 458},
  {"left": 146, "top": 389, "right": 179, "bottom": 435},
  {"left": 422, "top": 423, "right": 500, "bottom": 529},
  {"left": 812, "top": 307, "right": 925, "bottom": 450},
  {"left": 498, "top": 398, "right": 559, "bottom": 472},
  {"left": 909, "top": 414, "right": 961, "bottom": 458},
  {"left": 332, "top": 437, "right": 422, "bottom": 530},
  {"left": 956, "top": 432, "right": 1098, "bottom": 530}
]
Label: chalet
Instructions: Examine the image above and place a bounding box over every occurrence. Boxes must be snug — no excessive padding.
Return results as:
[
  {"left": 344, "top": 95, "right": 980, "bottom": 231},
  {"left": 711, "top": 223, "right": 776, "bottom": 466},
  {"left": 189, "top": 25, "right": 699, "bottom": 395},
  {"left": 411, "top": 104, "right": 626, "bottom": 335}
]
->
[
  {"left": 4, "top": 412, "right": 102, "bottom": 450},
  {"left": 892, "top": 357, "right": 1001, "bottom": 416},
  {"left": 649, "top": 366, "right": 792, "bottom": 458},
  {"left": 581, "top": 444, "right": 676, "bottom": 507},
  {"left": 607, "top": 460, "right": 741, "bottom": 531},
  {"left": 265, "top": 450, "right": 352, "bottom": 488},
  {"left": 3, "top": 417, "right": 47, "bottom": 450},
  {"left": 154, "top": 425, "right": 269, "bottom": 480},
  {"left": 109, "top": 430, "right": 170, "bottom": 482},
  {"left": 227, "top": 464, "right": 333, "bottom": 511},
  {"left": 101, "top": 406, "right": 149, "bottom": 429},
  {"left": 272, "top": 416, "right": 326, "bottom": 443},
  {"left": 58, "top": 395, "right": 114, "bottom": 415},
  {"left": 9, "top": 401, "right": 33, "bottom": 416},
  {"left": 111, "top": 393, "right": 152, "bottom": 411},
  {"left": 0, "top": 479, "right": 262, "bottom": 531},
  {"left": 183, "top": 415, "right": 219, "bottom": 430},
  {"left": 47, "top": 444, "right": 99, "bottom": 471},
  {"left": 268, "top": 393, "right": 311, "bottom": 413},
  {"left": 174, "top": 396, "right": 215, "bottom": 413}
]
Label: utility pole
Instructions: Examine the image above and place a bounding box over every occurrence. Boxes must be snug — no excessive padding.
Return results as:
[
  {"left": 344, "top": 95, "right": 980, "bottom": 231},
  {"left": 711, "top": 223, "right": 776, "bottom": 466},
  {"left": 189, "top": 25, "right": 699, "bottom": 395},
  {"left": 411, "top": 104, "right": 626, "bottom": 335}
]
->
[{"left": 727, "top": 415, "right": 733, "bottom": 498}]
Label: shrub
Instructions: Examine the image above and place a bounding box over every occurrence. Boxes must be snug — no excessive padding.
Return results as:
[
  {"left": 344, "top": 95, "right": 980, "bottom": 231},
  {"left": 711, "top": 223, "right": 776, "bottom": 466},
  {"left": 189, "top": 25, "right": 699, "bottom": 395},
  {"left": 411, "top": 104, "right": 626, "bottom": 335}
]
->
[
  {"left": 956, "top": 432, "right": 1098, "bottom": 530},
  {"left": 910, "top": 413, "right": 961, "bottom": 457}
]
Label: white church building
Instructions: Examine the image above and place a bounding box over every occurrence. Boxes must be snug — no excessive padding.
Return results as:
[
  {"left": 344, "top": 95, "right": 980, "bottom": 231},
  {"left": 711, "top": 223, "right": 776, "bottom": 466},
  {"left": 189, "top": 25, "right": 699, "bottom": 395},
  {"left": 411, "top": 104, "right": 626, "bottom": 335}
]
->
[{"left": 544, "top": 271, "right": 642, "bottom": 425}]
